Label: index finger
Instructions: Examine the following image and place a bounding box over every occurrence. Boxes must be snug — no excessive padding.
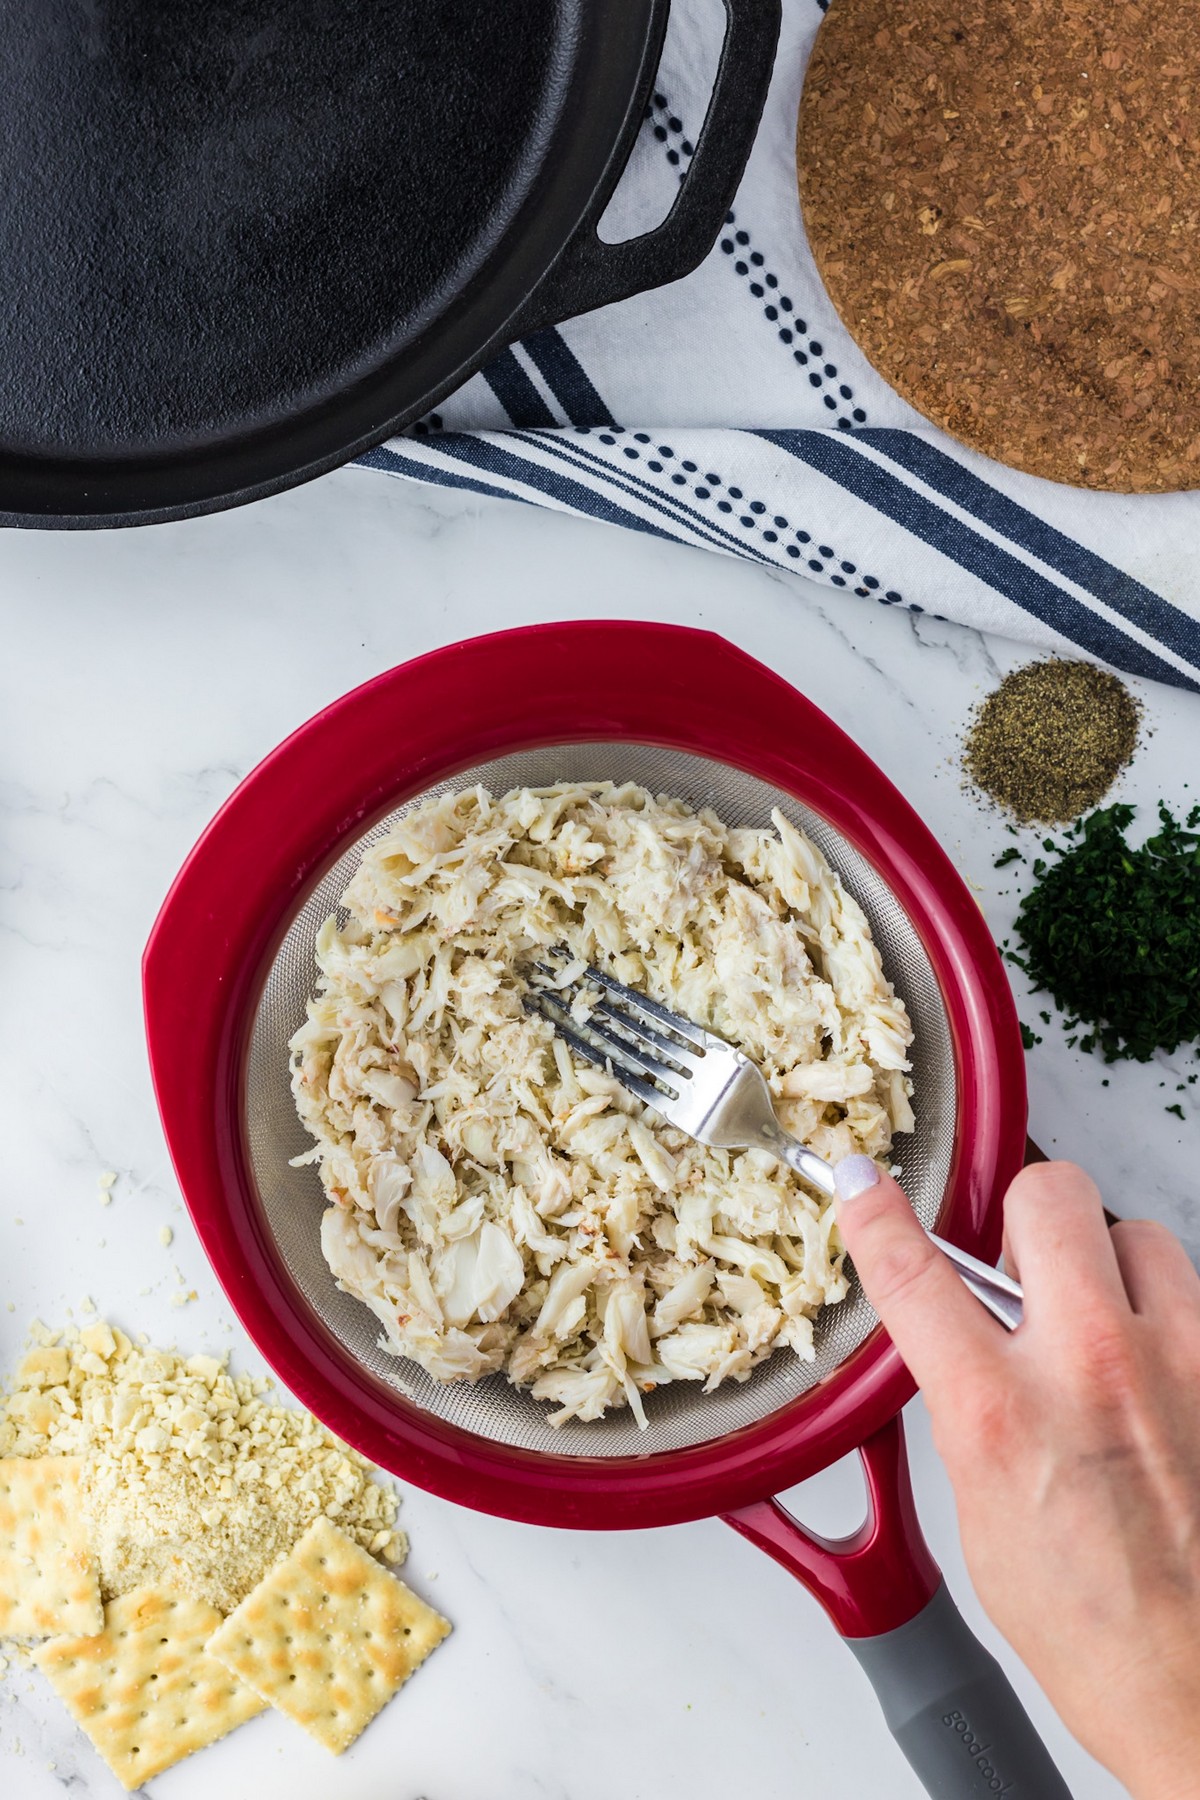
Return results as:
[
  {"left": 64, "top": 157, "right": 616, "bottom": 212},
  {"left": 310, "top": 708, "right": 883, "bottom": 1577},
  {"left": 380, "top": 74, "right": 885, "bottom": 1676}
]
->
[{"left": 834, "top": 1159, "right": 1007, "bottom": 1404}]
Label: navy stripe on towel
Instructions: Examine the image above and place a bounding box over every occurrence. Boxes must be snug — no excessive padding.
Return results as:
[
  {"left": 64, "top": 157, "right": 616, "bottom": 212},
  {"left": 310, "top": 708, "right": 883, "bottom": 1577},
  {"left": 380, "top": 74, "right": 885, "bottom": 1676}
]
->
[
  {"left": 759, "top": 430, "right": 1198, "bottom": 690},
  {"left": 517, "top": 431, "right": 775, "bottom": 564},
  {"left": 862, "top": 430, "right": 1200, "bottom": 671},
  {"left": 358, "top": 443, "right": 524, "bottom": 508},
  {"left": 424, "top": 433, "right": 681, "bottom": 541},
  {"left": 479, "top": 349, "right": 557, "bottom": 428},
  {"left": 520, "top": 329, "right": 617, "bottom": 429}
]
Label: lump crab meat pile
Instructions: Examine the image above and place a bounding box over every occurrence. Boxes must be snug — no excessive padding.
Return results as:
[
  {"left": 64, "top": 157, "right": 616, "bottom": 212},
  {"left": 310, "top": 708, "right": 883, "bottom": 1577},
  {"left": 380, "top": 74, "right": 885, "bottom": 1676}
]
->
[{"left": 290, "top": 782, "right": 914, "bottom": 1426}]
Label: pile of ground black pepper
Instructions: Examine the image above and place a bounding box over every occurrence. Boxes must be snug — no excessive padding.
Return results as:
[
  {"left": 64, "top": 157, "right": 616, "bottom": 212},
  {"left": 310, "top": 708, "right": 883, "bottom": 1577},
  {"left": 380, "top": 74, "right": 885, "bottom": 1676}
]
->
[
  {"left": 964, "top": 660, "right": 1141, "bottom": 825},
  {"left": 1003, "top": 801, "right": 1200, "bottom": 1069}
]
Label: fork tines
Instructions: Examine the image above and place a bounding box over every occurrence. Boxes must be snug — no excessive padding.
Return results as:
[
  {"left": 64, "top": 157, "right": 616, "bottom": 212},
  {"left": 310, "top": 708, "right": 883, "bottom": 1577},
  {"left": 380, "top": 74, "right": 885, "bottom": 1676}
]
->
[{"left": 523, "top": 951, "right": 708, "bottom": 1112}]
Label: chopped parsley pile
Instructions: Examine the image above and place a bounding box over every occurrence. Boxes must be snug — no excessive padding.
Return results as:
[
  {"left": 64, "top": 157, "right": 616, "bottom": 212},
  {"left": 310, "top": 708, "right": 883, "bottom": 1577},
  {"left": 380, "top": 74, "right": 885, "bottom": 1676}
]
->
[{"left": 1002, "top": 802, "right": 1200, "bottom": 1067}]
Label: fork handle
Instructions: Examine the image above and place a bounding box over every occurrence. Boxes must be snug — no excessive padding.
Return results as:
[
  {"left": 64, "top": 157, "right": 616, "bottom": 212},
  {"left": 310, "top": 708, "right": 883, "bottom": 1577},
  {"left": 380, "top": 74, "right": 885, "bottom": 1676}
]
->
[
  {"left": 928, "top": 1232, "right": 1025, "bottom": 1330},
  {"left": 760, "top": 1124, "right": 838, "bottom": 1200},
  {"left": 766, "top": 1129, "right": 1027, "bottom": 1328}
]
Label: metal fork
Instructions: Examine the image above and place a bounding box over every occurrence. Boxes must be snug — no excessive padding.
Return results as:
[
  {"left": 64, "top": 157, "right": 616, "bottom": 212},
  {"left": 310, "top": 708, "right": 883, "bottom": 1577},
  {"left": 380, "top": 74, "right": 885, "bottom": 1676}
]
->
[{"left": 525, "top": 955, "right": 1024, "bottom": 1332}]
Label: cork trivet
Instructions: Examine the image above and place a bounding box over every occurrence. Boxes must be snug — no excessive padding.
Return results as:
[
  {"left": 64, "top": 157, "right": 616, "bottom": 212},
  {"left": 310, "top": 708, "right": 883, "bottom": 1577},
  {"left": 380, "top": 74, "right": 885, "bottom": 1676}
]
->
[{"left": 798, "top": 0, "right": 1200, "bottom": 492}]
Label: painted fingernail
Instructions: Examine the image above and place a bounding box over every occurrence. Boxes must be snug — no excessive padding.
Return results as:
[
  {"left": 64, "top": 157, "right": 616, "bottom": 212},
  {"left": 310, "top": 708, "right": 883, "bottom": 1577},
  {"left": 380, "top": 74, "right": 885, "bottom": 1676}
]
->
[{"left": 833, "top": 1155, "right": 881, "bottom": 1201}]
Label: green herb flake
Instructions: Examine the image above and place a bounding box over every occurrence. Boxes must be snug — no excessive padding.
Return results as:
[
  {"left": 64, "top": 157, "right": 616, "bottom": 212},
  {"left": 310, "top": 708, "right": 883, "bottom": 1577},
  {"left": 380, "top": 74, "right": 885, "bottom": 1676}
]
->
[
  {"left": 1009, "top": 801, "right": 1200, "bottom": 1063},
  {"left": 1020, "top": 1023, "right": 1042, "bottom": 1050},
  {"left": 1166, "top": 1104, "right": 1185, "bottom": 1120},
  {"left": 994, "top": 847, "right": 1023, "bottom": 869}
]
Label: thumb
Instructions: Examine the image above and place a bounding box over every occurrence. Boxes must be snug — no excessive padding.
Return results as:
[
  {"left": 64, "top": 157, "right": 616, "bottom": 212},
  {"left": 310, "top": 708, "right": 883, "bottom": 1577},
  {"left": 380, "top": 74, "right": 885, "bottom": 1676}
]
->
[{"left": 833, "top": 1156, "right": 1003, "bottom": 1400}]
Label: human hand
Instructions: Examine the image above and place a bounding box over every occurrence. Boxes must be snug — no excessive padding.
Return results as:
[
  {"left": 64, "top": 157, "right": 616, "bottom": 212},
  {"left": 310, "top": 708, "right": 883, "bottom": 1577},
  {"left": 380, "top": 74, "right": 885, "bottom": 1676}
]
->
[{"left": 833, "top": 1156, "right": 1200, "bottom": 1800}]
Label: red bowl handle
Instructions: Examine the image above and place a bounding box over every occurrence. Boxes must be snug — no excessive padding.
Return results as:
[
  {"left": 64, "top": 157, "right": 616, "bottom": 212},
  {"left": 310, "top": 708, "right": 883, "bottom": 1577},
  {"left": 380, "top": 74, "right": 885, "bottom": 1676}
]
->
[{"left": 721, "top": 1414, "right": 939, "bottom": 1637}]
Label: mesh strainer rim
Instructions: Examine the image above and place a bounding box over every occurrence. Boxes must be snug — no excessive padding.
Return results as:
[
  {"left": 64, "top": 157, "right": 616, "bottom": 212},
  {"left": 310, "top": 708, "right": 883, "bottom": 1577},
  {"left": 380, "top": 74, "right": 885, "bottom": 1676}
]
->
[{"left": 144, "top": 622, "right": 1026, "bottom": 1528}]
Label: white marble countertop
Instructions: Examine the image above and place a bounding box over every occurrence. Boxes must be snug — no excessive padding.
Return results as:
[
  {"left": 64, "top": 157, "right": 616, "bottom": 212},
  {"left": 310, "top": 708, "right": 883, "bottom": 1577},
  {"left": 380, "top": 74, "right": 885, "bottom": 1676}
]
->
[{"left": 1, "top": 465, "right": 1196, "bottom": 1800}]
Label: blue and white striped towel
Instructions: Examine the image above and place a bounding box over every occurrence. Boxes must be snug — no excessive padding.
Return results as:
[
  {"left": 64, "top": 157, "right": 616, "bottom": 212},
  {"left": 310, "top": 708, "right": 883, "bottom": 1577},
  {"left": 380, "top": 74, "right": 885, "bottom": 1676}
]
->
[{"left": 358, "top": 0, "right": 1200, "bottom": 693}]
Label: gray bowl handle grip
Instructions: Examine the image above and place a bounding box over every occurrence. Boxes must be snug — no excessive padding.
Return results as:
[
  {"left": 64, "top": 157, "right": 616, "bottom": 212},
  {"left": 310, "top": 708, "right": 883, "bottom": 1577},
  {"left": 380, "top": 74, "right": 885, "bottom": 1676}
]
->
[{"left": 846, "top": 1583, "right": 1074, "bottom": 1798}]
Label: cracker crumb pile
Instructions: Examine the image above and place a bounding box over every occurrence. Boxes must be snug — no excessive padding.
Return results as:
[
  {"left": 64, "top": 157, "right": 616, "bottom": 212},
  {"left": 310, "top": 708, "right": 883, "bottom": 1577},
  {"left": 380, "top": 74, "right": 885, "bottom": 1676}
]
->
[
  {"left": 0, "top": 1322, "right": 448, "bottom": 1785},
  {"left": 0, "top": 1320, "right": 406, "bottom": 1615}
]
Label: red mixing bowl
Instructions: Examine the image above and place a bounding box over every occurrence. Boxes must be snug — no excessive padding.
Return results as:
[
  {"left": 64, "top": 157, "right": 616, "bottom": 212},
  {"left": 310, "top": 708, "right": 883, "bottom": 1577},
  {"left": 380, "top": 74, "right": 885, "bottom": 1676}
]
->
[{"left": 144, "top": 622, "right": 1065, "bottom": 1798}]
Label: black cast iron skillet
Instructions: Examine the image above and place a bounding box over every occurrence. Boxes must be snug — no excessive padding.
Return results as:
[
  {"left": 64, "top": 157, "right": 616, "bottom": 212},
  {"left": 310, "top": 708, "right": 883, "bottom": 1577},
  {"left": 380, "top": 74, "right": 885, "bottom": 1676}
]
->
[{"left": 0, "top": 0, "right": 779, "bottom": 530}]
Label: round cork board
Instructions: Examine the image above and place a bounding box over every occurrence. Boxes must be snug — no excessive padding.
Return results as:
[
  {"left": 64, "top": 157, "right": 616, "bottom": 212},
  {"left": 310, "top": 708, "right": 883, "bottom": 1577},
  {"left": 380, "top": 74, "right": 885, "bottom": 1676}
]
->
[{"left": 798, "top": 0, "right": 1200, "bottom": 492}]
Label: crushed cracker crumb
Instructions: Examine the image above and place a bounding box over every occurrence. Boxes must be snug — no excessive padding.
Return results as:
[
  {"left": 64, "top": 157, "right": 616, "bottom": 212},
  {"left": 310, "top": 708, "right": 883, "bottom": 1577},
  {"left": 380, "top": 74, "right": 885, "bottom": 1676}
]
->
[{"left": 0, "top": 1321, "right": 407, "bottom": 1614}]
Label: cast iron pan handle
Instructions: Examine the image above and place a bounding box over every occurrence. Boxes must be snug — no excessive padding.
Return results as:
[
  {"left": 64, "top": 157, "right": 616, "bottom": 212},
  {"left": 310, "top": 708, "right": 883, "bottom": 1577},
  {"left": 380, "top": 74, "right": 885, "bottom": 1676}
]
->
[
  {"left": 724, "top": 1418, "right": 1074, "bottom": 1798},
  {"left": 513, "top": 0, "right": 782, "bottom": 336}
]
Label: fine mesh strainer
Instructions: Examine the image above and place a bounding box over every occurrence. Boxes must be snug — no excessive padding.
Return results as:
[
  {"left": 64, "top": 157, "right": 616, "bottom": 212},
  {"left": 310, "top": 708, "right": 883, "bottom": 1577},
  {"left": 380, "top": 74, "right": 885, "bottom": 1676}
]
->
[
  {"left": 246, "top": 737, "right": 955, "bottom": 1462},
  {"left": 146, "top": 623, "right": 1064, "bottom": 1799}
]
